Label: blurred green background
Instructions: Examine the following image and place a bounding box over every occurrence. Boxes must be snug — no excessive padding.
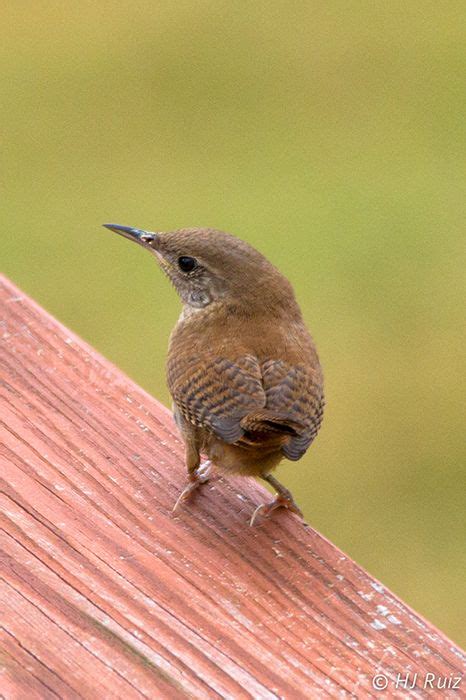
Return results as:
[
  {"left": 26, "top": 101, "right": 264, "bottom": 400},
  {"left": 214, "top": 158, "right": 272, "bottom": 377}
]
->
[{"left": 2, "top": 2, "right": 465, "bottom": 645}]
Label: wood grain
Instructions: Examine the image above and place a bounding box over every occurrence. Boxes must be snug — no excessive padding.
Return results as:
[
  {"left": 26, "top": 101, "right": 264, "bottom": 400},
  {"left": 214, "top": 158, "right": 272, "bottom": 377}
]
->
[{"left": 0, "top": 275, "right": 464, "bottom": 699}]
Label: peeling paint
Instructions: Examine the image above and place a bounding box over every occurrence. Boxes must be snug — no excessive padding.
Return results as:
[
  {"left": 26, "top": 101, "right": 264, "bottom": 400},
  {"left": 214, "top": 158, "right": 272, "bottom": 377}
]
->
[{"left": 370, "top": 619, "right": 387, "bottom": 631}]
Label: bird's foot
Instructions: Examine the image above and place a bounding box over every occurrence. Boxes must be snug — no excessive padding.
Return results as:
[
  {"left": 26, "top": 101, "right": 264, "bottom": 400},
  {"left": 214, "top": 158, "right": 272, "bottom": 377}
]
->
[
  {"left": 173, "top": 460, "right": 212, "bottom": 512},
  {"left": 249, "top": 493, "right": 304, "bottom": 527}
]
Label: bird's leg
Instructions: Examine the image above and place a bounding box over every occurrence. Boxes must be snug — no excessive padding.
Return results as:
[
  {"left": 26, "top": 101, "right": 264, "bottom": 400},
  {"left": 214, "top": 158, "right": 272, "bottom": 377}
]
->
[
  {"left": 173, "top": 442, "right": 212, "bottom": 512},
  {"left": 250, "top": 473, "right": 304, "bottom": 526},
  {"left": 172, "top": 460, "right": 212, "bottom": 511}
]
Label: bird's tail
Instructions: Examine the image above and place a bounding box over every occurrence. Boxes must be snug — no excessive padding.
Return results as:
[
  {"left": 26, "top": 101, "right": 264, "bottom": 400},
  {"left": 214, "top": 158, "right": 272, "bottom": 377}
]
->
[{"left": 240, "top": 410, "right": 303, "bottom": 436}]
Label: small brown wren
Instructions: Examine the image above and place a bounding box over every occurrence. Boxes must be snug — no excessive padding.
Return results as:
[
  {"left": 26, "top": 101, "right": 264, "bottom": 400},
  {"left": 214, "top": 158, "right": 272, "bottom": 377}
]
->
[{"left": 103, "top": 224, "right": 324, "bottom": 525}]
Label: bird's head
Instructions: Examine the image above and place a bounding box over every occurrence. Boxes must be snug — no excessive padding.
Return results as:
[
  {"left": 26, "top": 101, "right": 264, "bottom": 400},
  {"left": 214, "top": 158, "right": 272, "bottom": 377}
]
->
[{"left": 103, "top": 224, "right": 298, "bottom": 316}]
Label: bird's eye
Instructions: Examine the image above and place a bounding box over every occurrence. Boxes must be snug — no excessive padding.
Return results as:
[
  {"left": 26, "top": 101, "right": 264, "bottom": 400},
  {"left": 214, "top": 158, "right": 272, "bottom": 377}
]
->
[{"left": 178, "top": 256, "right": 197, "bottom": 273}]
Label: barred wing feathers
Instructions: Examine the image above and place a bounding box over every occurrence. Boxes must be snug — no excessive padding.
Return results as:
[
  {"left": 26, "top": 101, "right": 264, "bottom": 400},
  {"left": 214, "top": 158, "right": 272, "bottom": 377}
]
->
[{"left": 168, "top": 353, "right": 324, "bottom": 459}]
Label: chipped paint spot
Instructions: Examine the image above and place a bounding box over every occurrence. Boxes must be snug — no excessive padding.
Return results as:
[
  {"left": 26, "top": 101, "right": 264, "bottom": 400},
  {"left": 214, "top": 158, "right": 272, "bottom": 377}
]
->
[
  {"left": 450, "top": 646, "right": 466, "bottom": 663},
  {"left": 370, "top": 619, "right": 387, "bottom": 631},
  {"left": 371, "top": 582, "right": 384, "bottom": 593},
  {"left": 376, "top": 605, "right": 389, "bottom": 616},
  {"left": 387, "top": 615, "right": 401, "bottom": 625}
]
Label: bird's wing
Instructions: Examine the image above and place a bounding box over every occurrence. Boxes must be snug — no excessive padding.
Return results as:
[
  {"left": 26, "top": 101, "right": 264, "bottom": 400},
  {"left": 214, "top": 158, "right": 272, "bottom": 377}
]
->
[
  {"left": 168, "top": 353, "right": 266, "bottom": 443},
  {"left": 260, "top": 359, "right": 324, "bottom": 460},
  {"left": 169, "top": 353, "right": 324, "bottom": 458}
]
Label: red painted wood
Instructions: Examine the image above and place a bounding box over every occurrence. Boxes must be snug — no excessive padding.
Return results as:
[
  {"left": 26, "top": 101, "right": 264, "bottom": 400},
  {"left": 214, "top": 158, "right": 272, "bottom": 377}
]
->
[{"left": 0, "top": 275, "right": 464, "bottom": 699}]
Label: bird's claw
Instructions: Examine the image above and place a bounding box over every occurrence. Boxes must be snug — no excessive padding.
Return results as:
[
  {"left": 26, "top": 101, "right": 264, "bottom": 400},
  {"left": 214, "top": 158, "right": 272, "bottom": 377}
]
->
[
  {"left": 173, "top": 460, "right": 212, "bottom": 512},
  {"left": 249, "top": 495, "right": 304, "bottom": 526}
]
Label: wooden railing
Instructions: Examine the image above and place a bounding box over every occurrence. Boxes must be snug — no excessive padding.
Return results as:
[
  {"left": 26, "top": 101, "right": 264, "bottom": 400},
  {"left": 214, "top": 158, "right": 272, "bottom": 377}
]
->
[{"left": 0, "top": 275, "right": 464, "bottom": 698}]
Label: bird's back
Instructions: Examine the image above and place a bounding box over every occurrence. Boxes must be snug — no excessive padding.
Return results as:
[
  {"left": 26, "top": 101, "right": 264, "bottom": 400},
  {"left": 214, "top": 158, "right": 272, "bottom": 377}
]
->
[{"left": 167, "top": 304, "right": 324, "bottom": 465}]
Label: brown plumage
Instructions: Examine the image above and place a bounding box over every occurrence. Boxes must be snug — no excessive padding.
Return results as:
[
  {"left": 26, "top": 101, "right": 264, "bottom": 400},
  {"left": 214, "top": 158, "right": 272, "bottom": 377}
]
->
[{"left": 103, "top": 224, "right": 324, "bottom": 524}]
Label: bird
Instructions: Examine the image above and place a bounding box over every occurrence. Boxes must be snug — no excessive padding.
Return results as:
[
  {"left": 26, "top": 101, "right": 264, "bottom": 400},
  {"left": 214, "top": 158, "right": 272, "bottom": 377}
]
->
[{"left": 103, "top": 224, "right": 324, "bottom": 525}]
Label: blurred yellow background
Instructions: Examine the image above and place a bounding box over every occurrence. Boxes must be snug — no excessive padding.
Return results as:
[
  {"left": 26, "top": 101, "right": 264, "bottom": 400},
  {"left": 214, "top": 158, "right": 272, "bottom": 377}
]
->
[{"left": 2, "top": 2, "right": 465, "bottom": 646}]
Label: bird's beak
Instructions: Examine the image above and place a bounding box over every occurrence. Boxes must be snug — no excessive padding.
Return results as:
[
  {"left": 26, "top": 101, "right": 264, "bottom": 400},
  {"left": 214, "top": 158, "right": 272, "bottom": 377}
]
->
[{"left": 102, "top": 223, "right": 159, "bottom": 249}]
